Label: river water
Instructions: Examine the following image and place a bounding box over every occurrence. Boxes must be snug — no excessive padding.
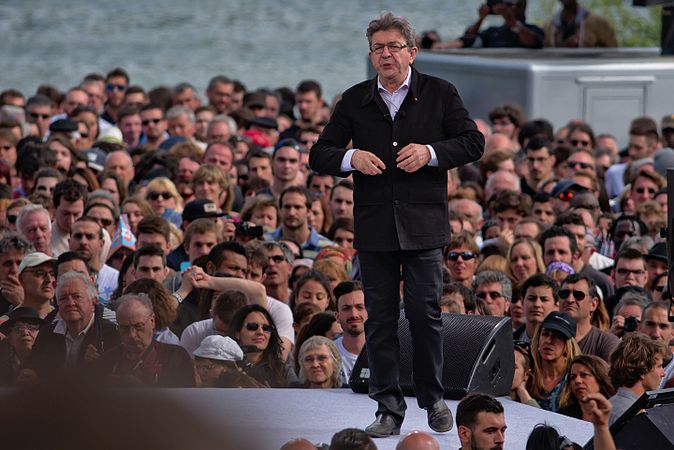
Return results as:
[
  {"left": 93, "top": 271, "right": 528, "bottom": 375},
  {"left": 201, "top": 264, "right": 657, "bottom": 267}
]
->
[{"left": 1, "top": 0, "right": 552, "bottom": 99}]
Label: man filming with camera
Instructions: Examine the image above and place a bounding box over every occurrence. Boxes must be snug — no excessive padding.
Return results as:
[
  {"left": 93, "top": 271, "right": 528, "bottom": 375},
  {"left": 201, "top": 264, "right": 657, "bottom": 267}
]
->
[{"left": 448, "top": 0, "right": 543, "bottom": 49}]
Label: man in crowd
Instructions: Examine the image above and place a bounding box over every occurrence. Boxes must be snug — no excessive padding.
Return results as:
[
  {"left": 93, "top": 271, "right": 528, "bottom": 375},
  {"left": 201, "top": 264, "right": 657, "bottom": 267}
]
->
[
  {"left": 247, "top": 150, "right": 274, "bottom": 184},
  {"left": 559, "top": 274, "right": 618, "bottom": 362},
  {"left": 18, "top": 252, "right": 57, "bottom": 319},
  {"left": 104, "top": 150, "right": 135, "bottom": 190},
  {"left": 522, "top": 137, "right": 555, "bottom": 197},
  {"left": 280, "top": 80, "right": 324, "bottom": 140},
  {"left": 472, "top": 271, "right": 511, "bottom": 317},
  {"left": 456, "top": 393, "right": 506, "bottom": 450},
  {"left": 133, "top": 245, "right": 170, "bottom": 284},
  {"left": 329, "top": 180, "right": 355, "bottom": 221},
  {"left": 118, "top": 106, "right": 142, "bottom": 148},
  {"left": 0, "top": 233, "right": 33, "bottom": 315},
  {"left": 51, "top": 179, "right": 87, "bottom": 257},
  {"left": 206, "top": 75, "right": 235, "bottom": 115},
  {"left": 139, "top": 104, "right": 168, "bottom": 149},
  {"left": 268, "top": 186, "right": 333, "bottom": 260},
  {"left": 101, "top": 67, "right": 129, "bottom": 124},
  {"left": 333, "top": 280, "right": 367, "bottom": 384},
  {"left": 271, "top": 140, "right": 303, "bottom": 198},
  {"left": 608, "top": 332, "right": 667, "bottom": 424},
  {"left": 513, "top": 273, "right": 559, "bottom": 343},
  {"left": 173, "top": 82, "right": 201, "bottom": 111},
  {"left": 22, "top": 271, "right": 119, "bottom": 379},
  {"left": 259, "top": 241, "right": 293, "bottom": 304},
  {"left": 25, "top": 94, "right": 53, "bottom": 138},
  {"left": 17, "top": 204, "right": 53, "bottom": 256}
]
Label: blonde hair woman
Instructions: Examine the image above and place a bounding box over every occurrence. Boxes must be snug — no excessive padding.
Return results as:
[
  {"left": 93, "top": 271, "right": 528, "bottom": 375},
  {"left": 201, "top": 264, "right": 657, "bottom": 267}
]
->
[
  {"left": 145, "top": 177, "right": 183, "bottom": 227},
  {"left": 192, "top": 164, "right": 234, "bottom": 214}
]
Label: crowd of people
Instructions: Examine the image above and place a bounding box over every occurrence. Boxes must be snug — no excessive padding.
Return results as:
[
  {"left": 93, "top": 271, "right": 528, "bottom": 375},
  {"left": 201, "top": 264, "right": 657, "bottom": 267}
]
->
[{"left": 0, "top": 16, "right": 671, "bottom": 446}]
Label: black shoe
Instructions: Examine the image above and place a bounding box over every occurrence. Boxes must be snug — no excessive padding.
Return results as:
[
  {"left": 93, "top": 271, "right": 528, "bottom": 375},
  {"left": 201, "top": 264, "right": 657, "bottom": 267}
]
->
[
  {"left": 426, "top": 399, "right": 453, "bottom": 433},
  {"left": 365, "top": 413, "right": 401, "bottom": 438}
]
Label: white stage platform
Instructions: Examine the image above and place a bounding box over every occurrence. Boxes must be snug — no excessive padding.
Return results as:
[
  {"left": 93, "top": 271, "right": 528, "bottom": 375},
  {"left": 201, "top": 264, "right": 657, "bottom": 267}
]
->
[{"left": 167, "top": 388, "right": 594, "bottom": 449}]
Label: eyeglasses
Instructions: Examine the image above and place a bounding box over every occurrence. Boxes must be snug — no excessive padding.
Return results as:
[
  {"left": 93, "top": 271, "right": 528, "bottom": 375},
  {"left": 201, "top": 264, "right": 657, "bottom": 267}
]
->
[
  {"left": 7, "top": 214, "right": 17, "bottom": 224},
  {"left": 446, "top": 251, "right": 476, "bottom": 262},
  {"left": 557, "top": 191, "right": 574, "bottom": 202},
  {"left": 476, "top": 291, "right": 503, "bottom": 300},
  {"left": 617, "top": 268, "right": 646, "bottom": 276},
  {"left": 23, "top": 268, "right": 55, "bottom": 279},
  {"left": 148, "top": 191, "right": 173, "bottom": 201},
  {"left": 635, "top": 187, "right": 656, "bottom": 195},
  {"left": 370, "top": 42, "right": 408, "bottom": 54},
  {"left": 569, "top": 139, "right": 591, "bottom": 148},
  {"left": 303, "top": 354, "right": 330, "bottom": 364},
  {"left": 567, "top": 161, "right": 593, "bottom": 170},
  {"left": 558, "top": 289, "right": 587, "bottom": 301},
  {"left": 654, "top": 285, "right": 667, "bottom": 293},
  {"left": 10, "top": 323, "right": 41, "bottom": 333},
  {"left": 117, "top": 316, "right": 152, "bottom": 333},
  {"left": 142, "top": 118, "right": 163, "bottom": 126},
  {"left": 268, "top": 255, "right": 286, "bottom": 264},
  {"left": 245, "top": 322, "right": 271, "bottom": 333},
  {"left": 29, "top": 112, "right": 51, "bottom": 120},
  {"left": 106, "top": 83, "right": 127, "bottom": 92}
]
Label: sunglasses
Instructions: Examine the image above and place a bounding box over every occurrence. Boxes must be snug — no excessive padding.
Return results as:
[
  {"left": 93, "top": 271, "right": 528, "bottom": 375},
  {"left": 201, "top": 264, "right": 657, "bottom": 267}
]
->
[
  {"left": 7, "top": 214, "right": 17, "bottom": 224},
  {"left": 570, "top": 139, "right": 590, "bottom": 147},
  {"left": 654, "top": 285, "right": 667, "bottom": 293},
  {"left": 566, "top": 161, "right": 593, "bottom": 170},
  {"left": 148, "top": 191, "right": 173, "bottom": 201},
  {"left": 558, "top": 289, "right": 586, "bottom": 301},
  {"left": 142, "top": 118, "right": 163, "bottom": 126},
  {"left": 446, "top": 251, "right": 476, "bottom": 262},
  {"left": 106, "top": 83, "right": 127, "bottom": 92},
  {"left": 635, "top": 187, "right": 656, "bottom": 195},
  {"left": 476, "top": 291, "right": 503, "bottom": 300},
  {"left": 557, "top": 191, "right": 574, "bottom": 202},
  {"left": 245, "top": 322, "right": 271, "bottom": 333},
  {"left": 29, "top": 112, "right": 51, "bottom": 120},
  {"left": 268, "top": 255, "right": 286, "bottom": 263}
]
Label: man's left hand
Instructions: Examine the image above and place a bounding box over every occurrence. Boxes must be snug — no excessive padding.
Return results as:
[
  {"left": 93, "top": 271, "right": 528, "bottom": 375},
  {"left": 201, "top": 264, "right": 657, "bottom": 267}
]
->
[{"left": 396, "top": 143, "right": 430, "bottom": 173}]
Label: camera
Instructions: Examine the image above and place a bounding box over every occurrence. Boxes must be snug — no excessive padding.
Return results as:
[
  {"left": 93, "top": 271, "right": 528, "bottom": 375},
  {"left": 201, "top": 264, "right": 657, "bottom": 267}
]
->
[
  {"left": 235, "top": 222, "right": 264, "bottom": 238},
  {"left": 624, "top": 315, "right": 639, "bottom": 333},
  {"left": 487, "top": 0, "right": 514, "bottom": 14}
]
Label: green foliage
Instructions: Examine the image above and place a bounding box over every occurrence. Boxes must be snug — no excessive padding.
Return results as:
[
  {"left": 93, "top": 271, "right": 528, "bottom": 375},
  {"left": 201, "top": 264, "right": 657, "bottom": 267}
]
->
[{"left": 533, "top": 0, "right": 661, "bottom": 47}]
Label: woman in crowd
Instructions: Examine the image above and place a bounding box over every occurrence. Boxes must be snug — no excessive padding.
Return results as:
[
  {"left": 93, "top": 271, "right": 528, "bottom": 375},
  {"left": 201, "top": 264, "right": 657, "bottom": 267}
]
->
[
  {"left": 288, "top": 269, "right": 336, "bottom": 313},
  {"left": 293, "top": 312, "right": 342, "bottom": 373},
  {"left": 558, "top": 355, "right": 615, "bottom": 421},
  {"left": 145, "top": 177, "right": 183, "bottom": 227},
  {"left": 192, "top": 164, "right": 234, "bottom": 215},
  {"left": 123, "top": 278, "right": 179, "bottom": 345},
  {"left": 121, "top": 196, "right": 155, "bottom": 236},
  {"left": 292, "top": 302, "right": 322, "bottom": 337},
  {"left": 528, "top": 311, "right": 582, "bottom": 412},
  {"left": 47, "top": 135, "right": 79, "bottom": 175},
  {"left": 99, "top": 171, "right": 127, "bottom": 205},
  {"left": 239, "top": 194, "right": 278, "bottom": 231},
  {"left": 228, "top": 304, "right": 290, "bottom": 387},
  {"left": 297, "top": 336, "right": 343, "bottom": 389},
  {"left": 309, "top": 194, "right": 330, "bottom": 235},
  {"left": 507, "top": 238, "right": 546, "bottom": 283},
  {"left": 510, "top": 344, "right": 539, "bottom": 407},
  {"left": 72, "top": 167, "right": 100, "bottom": 193}
]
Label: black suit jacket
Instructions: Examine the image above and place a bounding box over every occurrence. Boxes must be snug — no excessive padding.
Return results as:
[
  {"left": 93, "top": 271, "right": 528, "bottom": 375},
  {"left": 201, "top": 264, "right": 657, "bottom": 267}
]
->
[{"left": 309, "top": 68, "right": 484, "bottom": 251}]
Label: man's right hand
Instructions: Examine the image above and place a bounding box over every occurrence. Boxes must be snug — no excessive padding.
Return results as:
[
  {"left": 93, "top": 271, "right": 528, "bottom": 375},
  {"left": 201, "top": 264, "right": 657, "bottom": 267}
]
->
[
  {"left": 0, "top": 274, "right": 24, "bottom": 306},
  {"left": 352, "top": 150, "right": 386, "bottom": 175},
  {"left": 479, "top": 3, "right": 490, "bottom": 18}
]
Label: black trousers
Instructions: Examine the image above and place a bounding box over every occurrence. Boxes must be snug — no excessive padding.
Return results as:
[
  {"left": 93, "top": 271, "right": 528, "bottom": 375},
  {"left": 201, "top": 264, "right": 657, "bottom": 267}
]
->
[{"left": 359, "top": 248, "right": 444, "bottom": 423}]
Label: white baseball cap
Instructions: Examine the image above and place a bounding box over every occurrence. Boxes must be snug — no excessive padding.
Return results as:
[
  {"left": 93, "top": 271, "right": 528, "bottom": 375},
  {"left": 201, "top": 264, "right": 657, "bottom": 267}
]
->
[
  {"left": 192, "top": 335, "right": 244, "bottom": 361},
  {"left": 18, "top": 252, "right": 56, "bottom": 275}
]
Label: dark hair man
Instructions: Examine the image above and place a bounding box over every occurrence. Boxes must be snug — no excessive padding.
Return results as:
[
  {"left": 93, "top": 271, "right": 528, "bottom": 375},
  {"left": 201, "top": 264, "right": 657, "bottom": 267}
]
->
[
  {"left": 513, "top": 273, "right": 559, "bottom": 343},
  {"left": 309, "top": 12, "right": 484, "bottom": 437},
  {"left": 522, "top": 137, "right": 555, "bottom": 197},
  {"left": 456, "top": 393, "right": 506, "bottom": 450},
  {"left": 52, "top": 180, "right": 87, "bottom": 257},
  {"left": 0, "top": 233, "right": 33, "bottom": 315},
  {"left": 333, "top": 281, "right": 367, "bottom": 384}
]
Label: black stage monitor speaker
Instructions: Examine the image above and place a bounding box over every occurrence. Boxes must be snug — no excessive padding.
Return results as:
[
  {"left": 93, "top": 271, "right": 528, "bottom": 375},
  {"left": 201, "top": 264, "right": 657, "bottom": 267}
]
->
[
  {"left": 612, "top": 403, "right": 674, "bottom": 450},
  {"left": 350, "top": 313, "right": 514, "bottom": 399}
]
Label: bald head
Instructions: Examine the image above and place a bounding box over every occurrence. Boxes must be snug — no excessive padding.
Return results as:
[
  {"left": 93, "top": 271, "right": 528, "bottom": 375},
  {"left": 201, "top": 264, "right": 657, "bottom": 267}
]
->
[
  {"left": 485, "top": 133, "right": 514, "bottom": 153},
  {"left": 280, "top": 438, "right": 316, "bottom": 450},
  {"left": 396, "top": 431, "right": 440, "bottom": 450},
  {"left": 105, "top": 150, "right": 135, "bottom": 187}
]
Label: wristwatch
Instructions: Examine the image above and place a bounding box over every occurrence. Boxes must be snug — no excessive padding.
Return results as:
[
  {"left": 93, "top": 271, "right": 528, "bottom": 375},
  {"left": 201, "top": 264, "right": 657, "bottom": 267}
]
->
[{"left": 172, "top": 292, "right": 184, "bottom": 304}]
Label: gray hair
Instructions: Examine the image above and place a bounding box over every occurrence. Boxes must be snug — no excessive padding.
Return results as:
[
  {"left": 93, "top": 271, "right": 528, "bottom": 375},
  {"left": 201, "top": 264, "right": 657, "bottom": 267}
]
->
[
  {"left": 0, "top": 232, "right": 34, "bottom": 254},
  {"left": 115, "top": 292, "right": 154, "bottom": 316},
  {"left": 485, "top": 170, "right": 521, "bottom": 194},
  {"left": 211, "top": 114, "right": 238, "bottom": 136},
  {"left": 366, "top": 12, "right": 416, "bottom": 49},
  {"left": 298, "top": 335, "right": 342, "bottom": 388},
  {"left": 56, "top": 270, "right": 98, "bottom": 301},
  {"left": 16, "top": 204, "right": 51, "bottom": 236},
  {"left": 613, "top": 292, "right": 650, "bottom": 317},
  {"left": 472, "top": 270, "right": 513, "bottom": 301},
  {"left": 261, "top": 240, "right": 295, "bottom": 264},
  {"left": 166, "top": 105, "right": 195, "bottom": 123},
  {"left": 618, "top": 236, "right": 654, "bottom": 255}
]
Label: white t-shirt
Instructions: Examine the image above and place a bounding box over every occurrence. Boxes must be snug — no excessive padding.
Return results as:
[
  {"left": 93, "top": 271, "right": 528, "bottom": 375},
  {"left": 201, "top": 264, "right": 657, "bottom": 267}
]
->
[
  {"left": 334, "top": 336, "right": 360, "bottom": 385},
  {"left": 180, "top": 319, "right": 215, "bottom": 356},
  {"left": 97, "top": 264, "right": 119, "bottom": 305}
]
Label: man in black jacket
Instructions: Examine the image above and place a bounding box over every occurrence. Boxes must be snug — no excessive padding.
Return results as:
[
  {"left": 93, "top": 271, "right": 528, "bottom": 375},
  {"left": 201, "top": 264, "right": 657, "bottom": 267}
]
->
[{"left": 310, "top": 12, "right": 484, "bottom": 437}]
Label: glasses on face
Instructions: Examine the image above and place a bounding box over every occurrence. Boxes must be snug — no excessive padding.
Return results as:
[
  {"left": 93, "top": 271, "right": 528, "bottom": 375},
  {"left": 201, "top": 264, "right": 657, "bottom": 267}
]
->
[
  {"left": 370, "top": 42, "right": 408, "bottom": 54},
  {"left": 654, "top": 285, "right": 667, "bottom": 293},
  {"left": 10, "top": 323, "right": 41, "bottom": 333},
  {"left": 446, "top": 251, "right": 476, "bottom": 262},
  {"left": 558, "top": 289, "right": 587, "bottom": 301},
  {"left": 117, "top": 316, "right": 151, "bottom": 334},
  {"left": 476, "top": 291, "right": 503, "bottom": 300},
  {"left": 567, "top": 161, "right": 593, "bottom": 170},
  {"left": 29, "top": 112, "right": 51, "bottom": 120},
  {"left": 245, "top": 322, "right": 271, "bottom": 333},
  {"left": 106, "top": 83, "right": 127, "bottom": 92},
  {"left": 24, "top": 268, "right": 55, "bottom": 279},
  {"left": 268, "top": 254, "right": 285, "bottom": 264},
  {"left": 570, "top": 139, "right": 590, "bottom": 148},
  {"left": 7, "top": 214, "right": 17, "bottom": 224},
  {"left": 635, "top": 187, "right": 656, "bottom": 195},
  {"left": 142, "top": 118, "right": 163, "bottom": 126},
  {"left": 617, "top": 268, "right": 646, "bottom": 276},
  {"left": 148, "top": 191, "right": 173, "bottom": 201},
  {"left": 303, "top": 354, "right": 330, "bottom": 364}
]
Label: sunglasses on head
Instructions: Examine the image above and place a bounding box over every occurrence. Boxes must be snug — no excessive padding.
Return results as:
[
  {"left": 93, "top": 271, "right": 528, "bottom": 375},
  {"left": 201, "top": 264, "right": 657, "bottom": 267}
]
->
[
  {"left": 106, "top": 83, "right": 127, "bottom": 92},
  {"left": 148, "top": 191, "right": 172, "bottom": 201},
  {"left": 446, "top": 251, "right": 476, "bottom": 262},
  {"left": 558, "top": 289, "right": 586, "bottom": 301},
  {"left": 245, "top": 322, "right": 271, "bottom": 333}
]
